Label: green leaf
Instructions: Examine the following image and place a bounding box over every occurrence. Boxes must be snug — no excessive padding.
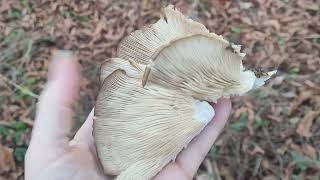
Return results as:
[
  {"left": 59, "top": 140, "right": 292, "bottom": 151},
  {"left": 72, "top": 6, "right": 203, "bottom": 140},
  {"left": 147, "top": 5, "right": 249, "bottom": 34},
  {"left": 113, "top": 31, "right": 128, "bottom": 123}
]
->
[
  {"left": 12, "top": 131, "right": 24, "bottom": 145},
  {"left": 230, "top": 26, "right": 242, "bottom": 33},
  {"left": 208, "top": 146, "right": 219, "bottom": 159},
  {"left": 10, "top": 121, "right": 27, "bottom": 131},
  {"left": 292, "top": 174, "right": 302, "bottom": 180},
  {"left": 290, "top": 151, "right": 320, "bottom": 172},
  {"left": 230, "top": 113, "right": 248, "bottom": 131},
  {"left": 288, "top": 67, "right": 299, "bottom": 74},
  {"left": 0, "top": 126, "right": 10, "bottom": 137},
  {"left": 253, "top": 117, "right": 270, "bottom": 129},
  {"left": 2, "top": 30, "right": 22, "bottom": 45},
  {"left": 248, "top": 89, "right": 268, "bottom": 98},
  {"left": 14, "top": 147, "right": 27, "bottom": 162},
  {"left": 278, "top": 36, "right": 286, "bottom": 51},
  {"left": 66, "top": 10, "right": 91, "bottom": 22},
  {"left": 9, "top": 8, "right": 22, "bottom": 18}
]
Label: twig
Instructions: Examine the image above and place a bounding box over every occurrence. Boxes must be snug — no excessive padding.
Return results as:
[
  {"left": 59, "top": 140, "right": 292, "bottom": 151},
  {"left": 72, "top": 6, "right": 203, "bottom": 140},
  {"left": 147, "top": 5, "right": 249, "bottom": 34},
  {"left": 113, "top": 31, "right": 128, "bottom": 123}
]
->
[
  {"left": 0, "top": 74, "right": 39, "bottom": 99},
  {"left": 18, "top": 39, "right": 34, "bottom": 67}
]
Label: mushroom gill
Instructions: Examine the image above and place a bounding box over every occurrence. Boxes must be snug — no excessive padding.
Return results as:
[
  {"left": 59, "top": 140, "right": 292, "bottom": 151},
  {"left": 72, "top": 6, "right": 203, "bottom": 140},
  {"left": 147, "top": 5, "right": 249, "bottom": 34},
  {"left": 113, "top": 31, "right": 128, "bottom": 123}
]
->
[{"left": 94, "top": 5, "right": 276, "bottom": 180}]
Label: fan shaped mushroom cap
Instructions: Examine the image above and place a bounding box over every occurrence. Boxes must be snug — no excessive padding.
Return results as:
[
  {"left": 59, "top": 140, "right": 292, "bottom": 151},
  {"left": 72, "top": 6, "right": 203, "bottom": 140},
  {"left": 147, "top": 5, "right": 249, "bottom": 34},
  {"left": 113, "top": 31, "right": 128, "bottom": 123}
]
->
[{"left": 94, "top": 5, "right": 276, "bottom": 180}]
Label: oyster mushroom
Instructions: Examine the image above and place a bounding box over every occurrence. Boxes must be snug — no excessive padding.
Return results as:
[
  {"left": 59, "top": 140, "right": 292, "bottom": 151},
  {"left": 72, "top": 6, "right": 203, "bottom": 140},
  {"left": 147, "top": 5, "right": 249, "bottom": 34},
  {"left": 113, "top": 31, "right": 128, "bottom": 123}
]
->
[{"left": 94, "top": 5, "right": 276, "bottom": 180}]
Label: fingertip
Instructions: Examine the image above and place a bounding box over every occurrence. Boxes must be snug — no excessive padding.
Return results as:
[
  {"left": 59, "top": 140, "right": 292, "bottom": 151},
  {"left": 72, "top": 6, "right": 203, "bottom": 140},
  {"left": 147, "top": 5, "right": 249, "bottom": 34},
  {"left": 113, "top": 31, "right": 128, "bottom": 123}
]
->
[
  {"left": 210, "top": 98, "right": 232, "bottom": 127},
  {"left": 213, "top": 98, "right": 232, "bottom": 112},
  {"left": 49, "top": 50, "right": 80, "bottom": 82},
  {"left": 30, "top": 50, "right": 81, "bottom": 146},
  {"left": 47, "top": 50, "right": 81, "bottom": 106}
]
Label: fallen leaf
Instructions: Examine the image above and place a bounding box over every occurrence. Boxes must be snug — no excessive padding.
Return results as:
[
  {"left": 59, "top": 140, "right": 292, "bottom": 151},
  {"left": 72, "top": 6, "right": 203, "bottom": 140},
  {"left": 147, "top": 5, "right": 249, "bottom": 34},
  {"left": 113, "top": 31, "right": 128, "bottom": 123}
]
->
[
  {"left": 297, "top": 0, "right": 319, "bottom": 11},
  {"left": 283, "top": 161, "right": 295, "bottom": 180},
  {"left": 0, "top": 144, "right": 16, "bottom": 173},
  {"left": 239, "top": 2, "right": 253, "bottom": 9},
  {"left": 247, "top": 109, "right": 255, "bottom": 135},
  {"left": 288, "top": 91, "right": 313, "bottom": 116},
  {"left": 219, "top": 165, "right": 234, "bottom": 180},
  {"left": 296, "top": 110, "right": 320, "bottom": 137},
  {"left": 262, "top": 175, "right": 278, "bottom": 180},
  {"left": 269, "top": 75, "right": 285, "bottom": 86},
  {"left": 233, "top": 107, "right": 247, "bottom": 119},
  {"left": 277, "top": 138, "right": 292, "bottom": 155},
  {"left": 290, "top": 143, "right": 303, "bottom": 154},
  {"left": 261, "top": 159, "right": 270, "bottom": 169},
  {"left": 302, "top": 144, "right": 317, "bottom": 160},
  {"left": 250, "top": 145, "right": 265, "bottom": 155},
  {"left": 281, "top": 91, "right": 296, "bottom": 98},
  {"left": 267, "top": 115, "right": 282, "bottom": 122},
  {"left": 263, "top": 19, "right": 280, "bottom": 31},
  {"left": 289, "top": 117, "right": 300, "bottom": 124},
  {"left": 305, "top": 80, "right": 320, "bottom": 94}
]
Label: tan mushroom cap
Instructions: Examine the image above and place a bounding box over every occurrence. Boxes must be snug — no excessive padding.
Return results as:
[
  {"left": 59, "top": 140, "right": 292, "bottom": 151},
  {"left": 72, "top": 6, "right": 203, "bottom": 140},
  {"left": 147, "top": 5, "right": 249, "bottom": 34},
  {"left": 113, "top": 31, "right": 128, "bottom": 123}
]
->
[{"left": 94, "top": 5, "right": 276, "bottom": 180}]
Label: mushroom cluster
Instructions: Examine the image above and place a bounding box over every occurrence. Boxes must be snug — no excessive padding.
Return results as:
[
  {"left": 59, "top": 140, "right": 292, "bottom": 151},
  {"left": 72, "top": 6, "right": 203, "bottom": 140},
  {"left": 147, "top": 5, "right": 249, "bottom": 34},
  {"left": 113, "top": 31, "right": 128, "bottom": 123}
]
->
[{"left": 94, "top": 5, "right": 276, "bottom": 180}]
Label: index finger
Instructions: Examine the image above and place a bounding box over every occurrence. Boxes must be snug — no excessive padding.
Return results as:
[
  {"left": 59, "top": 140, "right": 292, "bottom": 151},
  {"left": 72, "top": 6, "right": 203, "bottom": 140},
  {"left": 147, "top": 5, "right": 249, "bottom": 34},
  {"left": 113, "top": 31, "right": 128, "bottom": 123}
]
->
[{"left": 29, "top": 50, "right": 80, "bottom": 147}]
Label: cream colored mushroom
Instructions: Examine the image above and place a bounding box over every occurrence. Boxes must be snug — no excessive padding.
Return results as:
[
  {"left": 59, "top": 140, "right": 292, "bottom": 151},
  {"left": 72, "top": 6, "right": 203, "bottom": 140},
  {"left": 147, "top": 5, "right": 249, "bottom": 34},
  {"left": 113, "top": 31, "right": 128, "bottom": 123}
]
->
[{"left": 94, "top": 5, "right": 276, "bottom": 180}]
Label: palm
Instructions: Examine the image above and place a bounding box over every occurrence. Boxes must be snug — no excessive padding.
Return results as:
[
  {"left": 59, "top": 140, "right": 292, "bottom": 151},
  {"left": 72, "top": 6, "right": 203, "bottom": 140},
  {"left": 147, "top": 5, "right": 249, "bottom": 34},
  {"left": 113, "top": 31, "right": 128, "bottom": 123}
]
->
[{"left": 25, "top": 51, "right": 231, "bottom": 180}]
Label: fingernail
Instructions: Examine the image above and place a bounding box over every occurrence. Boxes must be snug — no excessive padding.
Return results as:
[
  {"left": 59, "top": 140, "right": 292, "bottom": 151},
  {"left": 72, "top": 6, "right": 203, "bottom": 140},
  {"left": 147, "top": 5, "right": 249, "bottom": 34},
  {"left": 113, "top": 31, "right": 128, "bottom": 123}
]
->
[
  {"left": 52, "top": 50, "right": 75, "bottom": 62},
  {"left": 48, "top": 50, "right": 78, "bottom": 81}
]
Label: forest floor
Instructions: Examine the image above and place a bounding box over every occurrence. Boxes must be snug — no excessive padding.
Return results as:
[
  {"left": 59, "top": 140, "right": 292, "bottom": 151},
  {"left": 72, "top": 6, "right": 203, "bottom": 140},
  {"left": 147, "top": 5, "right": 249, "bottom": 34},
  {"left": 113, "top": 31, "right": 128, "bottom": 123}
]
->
[{"left": 0, "top": 0, "right": 319, "bottom": 179}]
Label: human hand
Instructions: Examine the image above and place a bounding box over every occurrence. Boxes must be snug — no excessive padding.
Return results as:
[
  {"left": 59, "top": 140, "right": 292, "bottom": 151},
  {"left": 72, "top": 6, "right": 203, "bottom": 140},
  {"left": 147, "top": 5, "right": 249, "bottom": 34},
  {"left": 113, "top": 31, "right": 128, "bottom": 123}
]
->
[{"left": 25, "top": 50, "right": 231, "bottom": 180}]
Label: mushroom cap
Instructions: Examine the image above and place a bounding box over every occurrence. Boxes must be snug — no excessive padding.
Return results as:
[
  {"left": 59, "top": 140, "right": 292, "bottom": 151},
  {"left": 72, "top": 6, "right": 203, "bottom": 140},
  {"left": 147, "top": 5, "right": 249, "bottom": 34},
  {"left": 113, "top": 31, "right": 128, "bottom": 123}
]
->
[{"left": 94, "top": 5, "right": 276, "bottom": 180}]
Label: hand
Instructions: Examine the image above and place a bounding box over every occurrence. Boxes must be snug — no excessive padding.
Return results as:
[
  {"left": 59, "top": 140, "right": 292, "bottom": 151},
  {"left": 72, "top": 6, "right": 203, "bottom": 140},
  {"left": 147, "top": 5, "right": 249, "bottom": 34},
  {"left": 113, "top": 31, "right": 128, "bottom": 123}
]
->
[{"left": 25, "top": 50, "right": 231, "bottom": 180}]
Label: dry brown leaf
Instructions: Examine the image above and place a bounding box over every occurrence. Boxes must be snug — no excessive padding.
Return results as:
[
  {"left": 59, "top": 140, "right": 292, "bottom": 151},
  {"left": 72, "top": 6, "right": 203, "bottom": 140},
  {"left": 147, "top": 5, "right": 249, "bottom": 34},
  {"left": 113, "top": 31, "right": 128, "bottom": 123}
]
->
[
  {"left": 290, "top": 143, "right": 303, "bottom": 153},
  {"left": 0, "top": 1, "right": 12, "bottom": 13},
  {"left": 305, "top": 80, "right": 320, "bottom": 94},
  {"left": 263, "top": 19, "right": 280, "bottom": 31},
  {"left": 313, "top": 96, "right": 320, "bottom": 109},
  {"left": 250, "top": 145, "right": 265, "bottom": 155},
  {"left": 219, "top": 165, "right": 234, "bottom": 180},
  {"left": 297, "top": 0, "right": 319, "bottom": 11},
  {"left": 277, "top": 138, "right": 292, "bottom": 155},
  {"left": 269, "top": 75, "right": 285, "bottom": 86},
  {"left": 233, "top": 107, "right": 247, "bottom": 119},
  {"left": 262, "top": 175, "right": 278, "bottom": 180},
  {"left": 283, "top": 161, "right": 295, "bottom": 180},
  {"left": 247, "top": 108, "right": 255, "bottom": 135},
  {"left": 282, "top": 91, "right": 296, "bottom": 98},
  {"left": 0, "top": 144, "right": 16, "bottom": 173},
  {"left": 239, "top": 2, "right": 253, "bottom": 9},
  {"left": 266, "top": 115, "right": 282, "bottom": 122},
  {"left": 296, "top": 110, "right": 320, "bottom": 137},
  {"left": 302, "top": 144, "right": 317, "bottom": 160},
  {"left": 261, "top": 159, "right": 270, "bottom": 169},
  {"left": 288, "top": 91, "right": 313, "bottom": 116}
]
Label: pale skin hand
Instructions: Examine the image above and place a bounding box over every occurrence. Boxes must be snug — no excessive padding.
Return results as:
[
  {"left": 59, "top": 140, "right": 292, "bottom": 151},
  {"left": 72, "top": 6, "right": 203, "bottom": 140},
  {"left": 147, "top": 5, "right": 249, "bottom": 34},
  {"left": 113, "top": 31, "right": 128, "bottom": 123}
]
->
[{"left": 25, "top": 50, "right": 231, "bottom": 180}]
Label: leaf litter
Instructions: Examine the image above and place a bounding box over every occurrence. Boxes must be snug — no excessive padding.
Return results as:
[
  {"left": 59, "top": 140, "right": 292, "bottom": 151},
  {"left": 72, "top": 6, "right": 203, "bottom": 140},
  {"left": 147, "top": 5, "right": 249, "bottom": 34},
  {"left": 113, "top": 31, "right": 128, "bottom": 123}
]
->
[{"left": 0, "top": 0, "right": 319, "bottom": 179}]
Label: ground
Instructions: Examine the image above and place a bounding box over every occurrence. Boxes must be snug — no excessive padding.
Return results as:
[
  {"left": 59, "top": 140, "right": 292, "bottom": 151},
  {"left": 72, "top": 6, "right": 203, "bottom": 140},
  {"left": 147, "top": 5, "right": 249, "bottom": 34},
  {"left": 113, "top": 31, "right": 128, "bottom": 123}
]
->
[{"left": 0, "top": 0, "right": 319, "bottom": 179}]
